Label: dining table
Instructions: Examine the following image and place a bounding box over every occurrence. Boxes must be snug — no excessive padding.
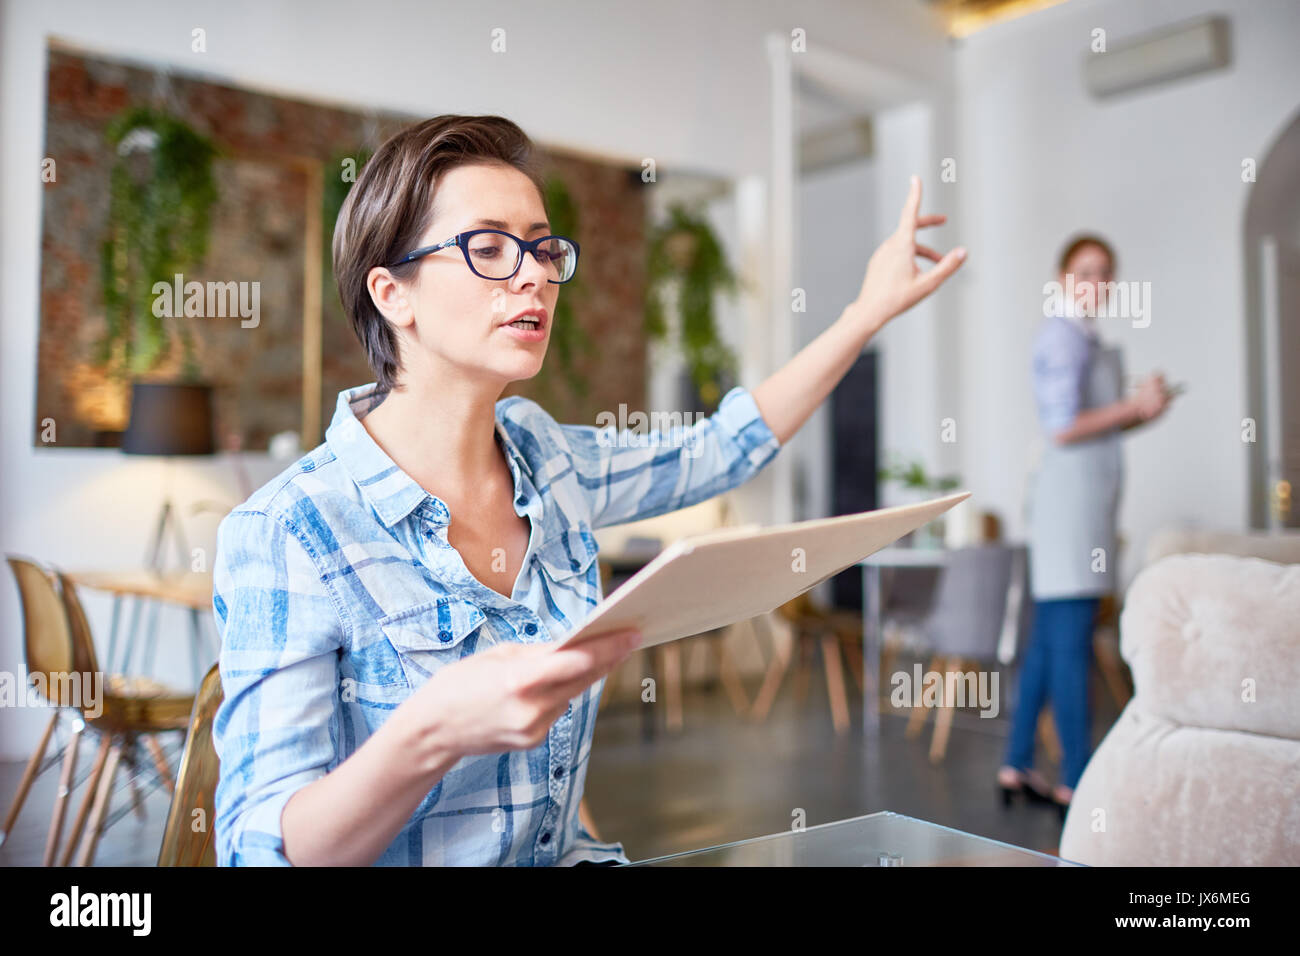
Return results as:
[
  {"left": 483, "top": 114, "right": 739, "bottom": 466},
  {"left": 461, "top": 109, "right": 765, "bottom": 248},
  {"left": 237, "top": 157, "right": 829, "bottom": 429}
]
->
[{"left": 63, "top": 568, "right": 216, "bottom": 690}]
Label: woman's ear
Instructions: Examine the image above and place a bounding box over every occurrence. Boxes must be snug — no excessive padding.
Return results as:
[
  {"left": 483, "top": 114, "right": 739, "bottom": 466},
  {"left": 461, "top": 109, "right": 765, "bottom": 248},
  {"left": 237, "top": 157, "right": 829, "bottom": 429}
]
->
[{"left": 367, "top": 265, "right": 416, "bottom": 330}]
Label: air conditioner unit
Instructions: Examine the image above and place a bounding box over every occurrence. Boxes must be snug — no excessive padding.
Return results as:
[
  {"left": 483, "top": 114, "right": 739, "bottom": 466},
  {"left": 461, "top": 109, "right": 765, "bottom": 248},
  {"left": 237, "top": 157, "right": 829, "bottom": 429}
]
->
[{"left": 1083, "top": 15, "right": 1231, "bottom": 99}]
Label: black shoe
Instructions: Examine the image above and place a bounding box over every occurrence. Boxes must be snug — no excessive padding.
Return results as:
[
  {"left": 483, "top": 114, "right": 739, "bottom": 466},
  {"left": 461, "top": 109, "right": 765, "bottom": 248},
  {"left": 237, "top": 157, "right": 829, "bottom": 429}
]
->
[
  {"left": 1052, "top": 788, "right": 1073, "bottom": 823},
  {"left": 997, "top": 770, "right": 1054, "bottom": 808}
]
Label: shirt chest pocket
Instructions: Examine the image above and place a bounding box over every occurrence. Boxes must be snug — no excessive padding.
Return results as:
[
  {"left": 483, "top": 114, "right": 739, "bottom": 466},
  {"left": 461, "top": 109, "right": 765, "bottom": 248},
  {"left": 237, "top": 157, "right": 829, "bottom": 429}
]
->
[
  {"left": 535, "top": 527, "right": 601, "bottom": 590},
  {"left": 378, "top": 597, "right": 489, "bottom": 689}
]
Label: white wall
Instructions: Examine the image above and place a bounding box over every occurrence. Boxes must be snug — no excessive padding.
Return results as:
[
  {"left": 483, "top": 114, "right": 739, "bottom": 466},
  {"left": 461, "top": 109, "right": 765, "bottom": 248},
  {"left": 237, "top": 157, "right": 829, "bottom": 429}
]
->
[
  {"left": 951, "top": 0, "right": 1300, "bottom": 588},
  {"left": 798, "top": 154, "right": 878, "bottom": 522},
  {"left": 0, "top": 0, "right": 951, "bottom": 758}
]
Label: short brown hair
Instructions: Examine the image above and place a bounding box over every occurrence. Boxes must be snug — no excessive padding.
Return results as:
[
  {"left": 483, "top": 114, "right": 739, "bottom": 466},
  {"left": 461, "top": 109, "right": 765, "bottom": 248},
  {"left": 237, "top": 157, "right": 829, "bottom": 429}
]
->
[
  {"left": 331, "top": 114, "right": 547, "bottom": 393},
  {"left": 1057, "top": 233, "right": 1116, "bottom": 275}
]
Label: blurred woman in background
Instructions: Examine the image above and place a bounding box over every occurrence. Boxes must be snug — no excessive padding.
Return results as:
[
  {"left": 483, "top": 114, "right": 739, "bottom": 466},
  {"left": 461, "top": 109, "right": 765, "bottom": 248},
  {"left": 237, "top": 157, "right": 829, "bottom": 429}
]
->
[{"left": 998, "top": 235, "right": 1174, "bottom": 819}]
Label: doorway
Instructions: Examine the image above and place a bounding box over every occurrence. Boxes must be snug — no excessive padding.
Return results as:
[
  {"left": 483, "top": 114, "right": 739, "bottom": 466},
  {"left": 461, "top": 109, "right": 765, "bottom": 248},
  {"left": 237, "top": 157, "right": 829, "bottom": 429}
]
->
[{"left": 1244, "top": 107, "right": 1300, "bottom": 529}]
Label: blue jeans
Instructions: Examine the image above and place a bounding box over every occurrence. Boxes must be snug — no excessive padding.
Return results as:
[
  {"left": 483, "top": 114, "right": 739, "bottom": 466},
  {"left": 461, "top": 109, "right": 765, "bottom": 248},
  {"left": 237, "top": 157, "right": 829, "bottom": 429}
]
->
[{"left": 1003, "top": 597, "right": 1099, "bottom": 789}]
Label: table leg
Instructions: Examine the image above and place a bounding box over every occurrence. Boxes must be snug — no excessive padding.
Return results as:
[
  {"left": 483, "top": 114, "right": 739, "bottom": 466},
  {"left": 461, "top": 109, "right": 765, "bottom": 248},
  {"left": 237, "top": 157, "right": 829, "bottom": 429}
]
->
[
  {"left": 104, "top": 596, "right": 123, "bottom": 676},
  {"left": 141, "top": 599, "right": 162, "bottom": 676},
  {"left": 120, "top": 596, "right": 144, "bottom": 674},
  {"left": 862, "top": 564, "right": 882, "bottom": 740},
  {"left": 189, "top": 608, "right": 204, "bottom": 689}
]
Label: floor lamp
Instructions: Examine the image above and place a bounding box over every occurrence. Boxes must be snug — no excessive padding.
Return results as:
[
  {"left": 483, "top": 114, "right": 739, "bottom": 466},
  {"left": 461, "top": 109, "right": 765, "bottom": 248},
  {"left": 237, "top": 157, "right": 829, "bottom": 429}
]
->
[{"left": 121, "top": 382, "right": 216, "bottom": 574}]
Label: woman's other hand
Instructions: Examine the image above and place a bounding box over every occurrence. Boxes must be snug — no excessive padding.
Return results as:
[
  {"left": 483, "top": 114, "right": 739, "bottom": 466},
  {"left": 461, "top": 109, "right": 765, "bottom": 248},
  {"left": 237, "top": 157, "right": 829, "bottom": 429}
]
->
[
  {"left": 1132, "top": 372, "right": 1172, "bottom": 422},
  {"left": 852, "top": 175, "right": 966, "bottom": 333},
  {"left": 406, "top": 627, "right": 642, "bottom": 757}
]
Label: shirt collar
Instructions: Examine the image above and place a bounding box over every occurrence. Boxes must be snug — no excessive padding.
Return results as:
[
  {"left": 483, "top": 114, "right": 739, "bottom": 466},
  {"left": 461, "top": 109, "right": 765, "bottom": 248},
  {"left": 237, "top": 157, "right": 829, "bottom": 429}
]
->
[{"left": 325, "top": 382, "right": 535, "bottom": 530}]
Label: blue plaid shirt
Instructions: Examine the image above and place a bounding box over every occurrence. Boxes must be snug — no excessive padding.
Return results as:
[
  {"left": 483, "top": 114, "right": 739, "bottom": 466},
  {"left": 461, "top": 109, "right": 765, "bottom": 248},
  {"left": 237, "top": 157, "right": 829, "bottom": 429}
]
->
[{"left": 211, "top": 381, "right": 781, "bottom": 866}]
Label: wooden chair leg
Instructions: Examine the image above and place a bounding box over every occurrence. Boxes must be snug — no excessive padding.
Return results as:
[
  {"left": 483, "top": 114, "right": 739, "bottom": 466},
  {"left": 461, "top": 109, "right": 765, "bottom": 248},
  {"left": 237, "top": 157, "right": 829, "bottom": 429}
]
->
[
  {"left": 76, "top": 738, "right": 123, "bottom": 867},
  {"left": 0, "top": 710, "right": 59, "bottom": 846},
  {"left": 42, "top": 725, "right": 81, "bottom": 866},
  {"left": 58, "top": 733, "right": 110, "bottom": 867},
  {"left": 820, "top": 633, "right": 850, "bottom": 735},
  {"left": 1093, "top": 637, "right": 1132, "bottom": 710},
  {"left": 717, "top": 627, "right": 751, "bottom": 717},
  {"left": 661, "top": 644, "right": 682, "bottom": 732},
  {"left": 844, "top": 635, "right": 865, "bottom": 694},
  {"left": 749, "top": 614, "right": 791, "bottom": 722},
  {"left": 144, "top": 736, "right": 175, "bottom": 794},
  {"left": 792, "top": 635, "right": 811, "bottom": 706},
  {"left": 929, "top": 657, "right": 959, "bottom": 764},
  {"left": 905, "top": 655, "right": 941, "bottom": 740}
]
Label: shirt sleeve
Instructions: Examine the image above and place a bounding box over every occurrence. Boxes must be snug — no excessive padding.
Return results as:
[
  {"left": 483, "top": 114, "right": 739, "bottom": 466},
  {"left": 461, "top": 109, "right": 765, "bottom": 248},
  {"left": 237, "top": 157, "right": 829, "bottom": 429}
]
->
[
  {"left": 1032, "top": 322, "right": 1091, "bottom": 435},
  {"left": 554, "top": 385, "right": 782, "bottom": 529},
  {"left": 210, "top": 508, "right": 346, "bottom": 867}
]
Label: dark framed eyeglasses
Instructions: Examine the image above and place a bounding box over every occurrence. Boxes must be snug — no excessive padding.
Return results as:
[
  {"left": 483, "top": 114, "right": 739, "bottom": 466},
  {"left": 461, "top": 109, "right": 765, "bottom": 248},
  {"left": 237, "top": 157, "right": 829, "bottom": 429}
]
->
[{"left": 389, "top": 229, "right": 580, "bottom": 283}]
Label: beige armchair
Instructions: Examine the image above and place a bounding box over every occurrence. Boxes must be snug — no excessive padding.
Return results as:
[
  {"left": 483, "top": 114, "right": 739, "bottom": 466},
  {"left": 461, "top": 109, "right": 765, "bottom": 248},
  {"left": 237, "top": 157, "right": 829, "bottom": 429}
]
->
[{"left": 1060, "top": 552, "right": 1300, "bottom": 865}]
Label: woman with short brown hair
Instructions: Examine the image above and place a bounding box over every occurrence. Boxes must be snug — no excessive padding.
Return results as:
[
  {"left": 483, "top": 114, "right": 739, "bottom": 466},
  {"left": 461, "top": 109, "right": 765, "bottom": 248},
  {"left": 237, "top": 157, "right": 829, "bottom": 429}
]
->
[{"left": 212, "top": 113, "right": 966, "bottom": 866}]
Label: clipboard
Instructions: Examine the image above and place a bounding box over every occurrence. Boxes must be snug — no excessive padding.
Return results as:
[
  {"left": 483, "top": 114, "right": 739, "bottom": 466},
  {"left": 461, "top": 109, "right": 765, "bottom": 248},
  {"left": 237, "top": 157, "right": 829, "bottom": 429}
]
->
[{"left": 560, "top": 491, "right": 971, "bottom": 649}]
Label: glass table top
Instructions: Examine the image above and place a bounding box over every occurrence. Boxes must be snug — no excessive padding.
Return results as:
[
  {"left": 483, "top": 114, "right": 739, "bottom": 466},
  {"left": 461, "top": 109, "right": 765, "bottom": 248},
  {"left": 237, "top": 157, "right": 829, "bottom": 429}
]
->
[{"left": 626, "top": 811, "right": 1082, "bottom": 866}]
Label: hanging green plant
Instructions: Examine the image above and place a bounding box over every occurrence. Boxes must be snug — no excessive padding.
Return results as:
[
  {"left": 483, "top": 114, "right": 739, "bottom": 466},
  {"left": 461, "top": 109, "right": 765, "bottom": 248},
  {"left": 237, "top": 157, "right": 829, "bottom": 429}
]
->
[
  {"left": 97, "top": 106, "right": 219, "bottom": 381},
  {"left": 645, "top": 203, "right": 740, "bottom": 404},
  {"left": 323, "top": 146, "right": 372, "bottom": 308}
]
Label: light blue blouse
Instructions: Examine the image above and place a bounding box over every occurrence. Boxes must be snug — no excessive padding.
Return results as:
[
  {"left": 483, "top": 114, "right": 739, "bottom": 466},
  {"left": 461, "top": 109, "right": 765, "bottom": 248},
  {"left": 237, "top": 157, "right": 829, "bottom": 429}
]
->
[{"left": 211, "top": 381, "right": 782, "bottom": 866}]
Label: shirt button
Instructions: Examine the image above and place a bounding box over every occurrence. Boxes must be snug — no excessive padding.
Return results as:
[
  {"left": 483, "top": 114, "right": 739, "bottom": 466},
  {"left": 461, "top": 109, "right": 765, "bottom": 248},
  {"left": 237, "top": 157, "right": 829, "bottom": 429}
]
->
[
  {"left": 569, "top": 558, "right": 580, "bottom": 570},
  {"left": 438, "top": 629, "right": 453, "bottom": 643},
  {"left": 524, "top": 622, "right": 538, "bottom": 635},
  {"left": 540, "top": 832, "right": 551, "bottom": 845},
  {"left": 553, "top": 766, "right": 564, "bottom": 779}
]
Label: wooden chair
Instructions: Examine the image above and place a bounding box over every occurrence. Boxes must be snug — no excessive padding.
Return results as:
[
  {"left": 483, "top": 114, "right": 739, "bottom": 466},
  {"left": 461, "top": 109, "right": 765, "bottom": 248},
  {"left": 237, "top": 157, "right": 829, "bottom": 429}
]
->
[
  {"left": 1, "top": 557, "right": 91, "bottom": 862},
  {"left": 904, "top": 545, "right": 1027, "bottom": 763},
  {"left": 749, "top": 592, "right": 859, "bottom": 734},
  {"left": 158, "top": 664, "right": 223, "bottom": 866},
  {"left": 53, "top": 569, "right": 194, "bottom": 866},
  {"left": 597, "top": 493, "right": 758, "bottom": 732}
]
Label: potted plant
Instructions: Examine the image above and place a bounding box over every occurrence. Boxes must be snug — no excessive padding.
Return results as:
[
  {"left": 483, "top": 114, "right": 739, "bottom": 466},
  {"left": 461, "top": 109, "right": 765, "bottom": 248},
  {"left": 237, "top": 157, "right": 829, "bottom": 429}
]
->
[
  {"left": 97, "top": 106, "right": 219, "bottom": 382},
  {"left": 878, "top": 455, "right": 961, "bottom": 547},
  {"left": 645, "top": 203, "right": 741, "bottom": 413}
]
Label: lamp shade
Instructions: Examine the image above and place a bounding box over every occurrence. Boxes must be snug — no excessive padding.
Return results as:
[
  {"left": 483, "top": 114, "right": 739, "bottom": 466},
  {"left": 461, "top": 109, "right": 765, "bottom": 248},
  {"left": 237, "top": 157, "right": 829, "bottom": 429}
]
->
[{"left": 121, "top": 382, "right": 215, "bottom": 456}]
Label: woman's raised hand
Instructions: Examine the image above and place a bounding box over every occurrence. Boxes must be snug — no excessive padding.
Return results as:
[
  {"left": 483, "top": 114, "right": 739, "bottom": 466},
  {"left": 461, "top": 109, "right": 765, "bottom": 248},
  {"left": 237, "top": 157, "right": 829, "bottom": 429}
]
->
[{"left": 852, "top": 175, "right": 966, "bottom": 332}]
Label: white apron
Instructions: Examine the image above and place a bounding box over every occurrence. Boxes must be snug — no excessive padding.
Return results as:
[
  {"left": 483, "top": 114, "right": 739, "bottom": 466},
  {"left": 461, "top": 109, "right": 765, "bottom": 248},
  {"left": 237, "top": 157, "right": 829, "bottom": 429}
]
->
[{"left": 1027, "top": 338, "right": 1124, "bottom": 600}]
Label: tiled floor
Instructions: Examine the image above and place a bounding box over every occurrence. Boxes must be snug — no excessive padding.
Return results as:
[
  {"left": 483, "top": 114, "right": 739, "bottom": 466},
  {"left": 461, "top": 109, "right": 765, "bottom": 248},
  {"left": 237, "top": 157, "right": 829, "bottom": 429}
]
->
[{"left": 0, "top": 651, "right": 1122, "bottom": 865}]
